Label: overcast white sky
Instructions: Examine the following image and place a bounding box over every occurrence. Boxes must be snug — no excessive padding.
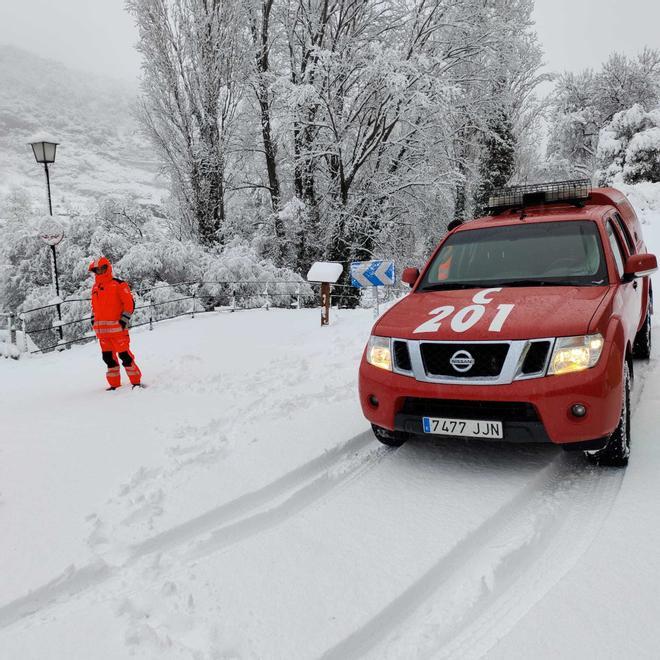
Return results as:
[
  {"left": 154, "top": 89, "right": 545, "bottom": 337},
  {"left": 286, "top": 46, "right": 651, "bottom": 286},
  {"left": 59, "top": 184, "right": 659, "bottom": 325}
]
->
[
  {"left": 534, "top": 0, "right": 660, "bottom": 73},
  {"left": 0, "top": 0, "right": 658, "bottom": 82},
  {"left": 0, "top": 0, "right": 142, "bottom": 82}
]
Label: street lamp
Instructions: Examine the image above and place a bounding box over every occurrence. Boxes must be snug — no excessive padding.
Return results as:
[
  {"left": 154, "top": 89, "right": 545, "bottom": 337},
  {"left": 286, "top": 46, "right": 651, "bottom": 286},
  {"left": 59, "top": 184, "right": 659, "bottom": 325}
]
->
[
  {"left": 30, "top": 140, "right": 58, "bottom": 215},
  {"left": 30, "top": 138, "right": 64, "bottom": 344}
]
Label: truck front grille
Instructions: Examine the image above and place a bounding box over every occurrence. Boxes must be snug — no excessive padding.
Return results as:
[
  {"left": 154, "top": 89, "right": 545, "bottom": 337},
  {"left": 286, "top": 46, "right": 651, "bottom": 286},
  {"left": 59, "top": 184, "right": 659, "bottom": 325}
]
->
[
  {"left": 393, "top": 340, "right": 412, "bottom": 371},
  {"left": 420, "top": 342, "right": 509, "bottom": 378},
  {"left": 521, "top": 341, "right": 551, "bottom": 375}
]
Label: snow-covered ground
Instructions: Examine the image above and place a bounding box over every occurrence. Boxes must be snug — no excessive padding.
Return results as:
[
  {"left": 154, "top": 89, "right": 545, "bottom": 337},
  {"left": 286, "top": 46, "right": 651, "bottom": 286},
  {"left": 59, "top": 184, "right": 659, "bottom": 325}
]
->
[{"left": 1, "top": 195, "right": 660, "bottom": 659}]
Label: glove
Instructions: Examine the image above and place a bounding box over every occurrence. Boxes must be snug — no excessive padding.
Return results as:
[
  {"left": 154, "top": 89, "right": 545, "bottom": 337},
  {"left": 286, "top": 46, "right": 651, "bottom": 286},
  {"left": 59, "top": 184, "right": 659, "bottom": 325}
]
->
[
  {"left": 90, "top": 316, "right": 94, "bottom": 329},
  {"left": 119, "top": 319, "right": 127, "bottom": 329}
]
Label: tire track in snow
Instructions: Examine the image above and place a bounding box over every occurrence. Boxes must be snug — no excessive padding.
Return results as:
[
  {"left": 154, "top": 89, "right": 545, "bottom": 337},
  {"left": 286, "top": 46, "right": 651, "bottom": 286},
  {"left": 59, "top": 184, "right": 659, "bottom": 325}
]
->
[
  {"left": 130, "top": 431, "right": 379, "bottom": 560},
  {"left": 433, "top": 353, "right": 656, "bottom": 659},
  {"left": 186, "top": 444, "right": 385, "bottom": 560},
  {"left": 323, "top": 357, "right": 655, "bottom": 660},
  {"left": 430, "top": 459, "right": 622, "bottom": 659},
  {"left": 320, "top": 454, "right": 624, "bottom": 660},
  {"left": 0, "top": 430, "right": 380, "bottom": 630}
]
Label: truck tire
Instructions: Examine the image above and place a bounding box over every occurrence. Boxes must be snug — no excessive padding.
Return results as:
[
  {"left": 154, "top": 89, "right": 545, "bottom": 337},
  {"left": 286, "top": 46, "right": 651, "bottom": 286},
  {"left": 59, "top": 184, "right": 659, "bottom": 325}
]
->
[
  {"left": 633, "top": 311, "right": 652, "bottom": 360},
  {"left": 586, "top": 362, "right": 630, "bottom": 467},
  {"left": 371, "top": 424, "right": 409, "bottom": 447}
]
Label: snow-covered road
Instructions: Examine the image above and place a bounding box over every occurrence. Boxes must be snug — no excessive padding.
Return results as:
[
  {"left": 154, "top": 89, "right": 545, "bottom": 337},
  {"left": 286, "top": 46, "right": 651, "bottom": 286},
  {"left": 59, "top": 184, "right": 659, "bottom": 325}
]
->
[{"left": 1, "top": 196, "right": 660, "bottom": 659}]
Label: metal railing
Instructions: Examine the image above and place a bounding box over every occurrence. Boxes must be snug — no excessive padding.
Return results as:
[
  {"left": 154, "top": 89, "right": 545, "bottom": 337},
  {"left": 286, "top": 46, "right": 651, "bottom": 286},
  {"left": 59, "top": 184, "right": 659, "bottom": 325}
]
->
[
  {"left": 2, "top": 276, "right": 406, "bottom": 357},
  {"left": 8, "top": 279, "right": 327, "bottom": 354}
]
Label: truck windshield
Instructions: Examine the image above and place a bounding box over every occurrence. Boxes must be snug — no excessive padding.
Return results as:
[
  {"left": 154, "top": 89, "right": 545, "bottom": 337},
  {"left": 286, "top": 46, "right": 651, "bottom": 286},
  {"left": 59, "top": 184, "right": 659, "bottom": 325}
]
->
[{"left": 419, "top": 220, "right": 608, "bottom": 291}]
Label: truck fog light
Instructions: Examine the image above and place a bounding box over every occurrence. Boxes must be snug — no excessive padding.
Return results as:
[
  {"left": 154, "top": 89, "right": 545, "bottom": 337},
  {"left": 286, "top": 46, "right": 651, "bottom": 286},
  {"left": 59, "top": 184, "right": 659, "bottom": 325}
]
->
[
  {"left": 369, "top": 395, "right": 379, "bottom": 408},
  {"left": 571, "top": 404, "right": 587, "bottom": 418}
]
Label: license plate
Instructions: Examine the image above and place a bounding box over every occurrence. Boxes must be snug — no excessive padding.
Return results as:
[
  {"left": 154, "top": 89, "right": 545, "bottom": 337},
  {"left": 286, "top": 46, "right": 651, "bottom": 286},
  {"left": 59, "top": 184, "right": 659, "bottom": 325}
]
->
[{"left": 422, "top": 416, "right": 503, "bottom": 439}]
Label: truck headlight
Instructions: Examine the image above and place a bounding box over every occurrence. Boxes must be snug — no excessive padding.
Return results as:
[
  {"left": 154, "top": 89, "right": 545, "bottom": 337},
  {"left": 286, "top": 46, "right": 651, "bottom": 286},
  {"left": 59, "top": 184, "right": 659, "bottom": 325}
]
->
[
  {"left": 366, "top": 336, "right": 392, "bottom": 371},
  {"left": 548, "top": 334, "right": 604, "bottom": 375}
]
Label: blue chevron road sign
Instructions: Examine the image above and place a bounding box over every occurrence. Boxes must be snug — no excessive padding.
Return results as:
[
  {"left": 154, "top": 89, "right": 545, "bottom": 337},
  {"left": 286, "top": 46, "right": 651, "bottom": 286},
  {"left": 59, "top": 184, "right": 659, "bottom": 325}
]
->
[{"left": 350, "top": 260, "right": 396, "bottom": 288}]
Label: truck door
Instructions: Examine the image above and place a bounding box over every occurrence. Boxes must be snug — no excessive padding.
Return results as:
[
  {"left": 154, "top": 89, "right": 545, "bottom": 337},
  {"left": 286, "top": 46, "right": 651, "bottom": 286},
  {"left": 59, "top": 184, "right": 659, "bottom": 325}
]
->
[
  {"left": 613, "top": 211, "right": 651, "bottom": 323},
  {"left": 606, "top": 218, "right": 642, "bottom": 341}
]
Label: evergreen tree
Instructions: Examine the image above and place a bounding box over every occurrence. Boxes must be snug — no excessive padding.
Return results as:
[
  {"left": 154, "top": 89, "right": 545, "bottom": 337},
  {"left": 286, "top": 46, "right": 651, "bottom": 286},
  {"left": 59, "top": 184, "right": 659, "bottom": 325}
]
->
[{"left": 475, "top": 102, "right": 516, "bottom": 215}]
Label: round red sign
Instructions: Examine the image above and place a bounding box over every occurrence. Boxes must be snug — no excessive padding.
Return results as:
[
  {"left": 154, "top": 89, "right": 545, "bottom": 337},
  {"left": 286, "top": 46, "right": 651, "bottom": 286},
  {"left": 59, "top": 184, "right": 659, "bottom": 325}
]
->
[{"left": 39, "top": 218, "right": 64, "bottom": 246}]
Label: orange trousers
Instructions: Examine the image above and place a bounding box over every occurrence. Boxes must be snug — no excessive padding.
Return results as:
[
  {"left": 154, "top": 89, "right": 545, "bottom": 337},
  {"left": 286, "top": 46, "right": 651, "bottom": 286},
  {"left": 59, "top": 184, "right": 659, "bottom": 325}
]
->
[{"left": 99, "top": 332, "right": 142, "bottom": 388}]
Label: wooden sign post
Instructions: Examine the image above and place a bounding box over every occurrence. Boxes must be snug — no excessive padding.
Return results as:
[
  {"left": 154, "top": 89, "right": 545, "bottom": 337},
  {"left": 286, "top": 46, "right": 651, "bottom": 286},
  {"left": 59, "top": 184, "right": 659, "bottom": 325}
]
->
[
  {"left": 320, "top": 282, "right": 330, "bottom": 326},
  {"left": 306, "top": 262, "right": 344, "bottom": 327}
]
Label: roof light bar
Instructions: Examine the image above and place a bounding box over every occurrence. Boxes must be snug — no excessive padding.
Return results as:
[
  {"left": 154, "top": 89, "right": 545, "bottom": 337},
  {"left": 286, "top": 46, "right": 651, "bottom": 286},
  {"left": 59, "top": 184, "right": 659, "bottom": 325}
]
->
[{"left": 488, "top": 179, "right": 592, "bottom": 210}]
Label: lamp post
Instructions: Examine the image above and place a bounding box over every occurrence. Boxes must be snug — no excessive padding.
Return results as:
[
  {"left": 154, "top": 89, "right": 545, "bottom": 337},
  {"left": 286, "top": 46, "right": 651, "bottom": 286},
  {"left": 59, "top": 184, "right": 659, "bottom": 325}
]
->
[
  {"left": 30, "top": 139, "right": 64, "bottom": 344},
  {"left": 30, "top": 140, "right": 58, "bottom": 214}
]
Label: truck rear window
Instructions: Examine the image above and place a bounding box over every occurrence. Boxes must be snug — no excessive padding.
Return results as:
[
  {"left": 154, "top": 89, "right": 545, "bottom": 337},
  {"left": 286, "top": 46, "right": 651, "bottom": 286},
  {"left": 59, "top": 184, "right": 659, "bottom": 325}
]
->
[{"left": 419, "top": 221, "right": 608, "bottom": 290}]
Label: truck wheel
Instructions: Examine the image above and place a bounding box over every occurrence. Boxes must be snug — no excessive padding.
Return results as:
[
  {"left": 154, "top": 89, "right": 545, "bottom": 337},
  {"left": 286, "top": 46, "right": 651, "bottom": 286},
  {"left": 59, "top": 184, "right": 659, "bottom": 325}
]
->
[
  {"left": 586, "top": 362, "right": 630, "bottom": 467},
  {"left": 633, "top": 311, "right": 652, "bottom": 359},
  {"left": 371, "top": 424, "right": 409, "bottom": 447}
]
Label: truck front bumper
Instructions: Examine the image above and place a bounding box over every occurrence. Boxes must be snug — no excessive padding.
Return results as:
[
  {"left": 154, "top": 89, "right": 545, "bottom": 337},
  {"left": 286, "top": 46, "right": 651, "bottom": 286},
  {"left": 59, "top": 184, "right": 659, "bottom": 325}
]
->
[{"left": 358, "top": 343, "right": 624, "bottom": 447}]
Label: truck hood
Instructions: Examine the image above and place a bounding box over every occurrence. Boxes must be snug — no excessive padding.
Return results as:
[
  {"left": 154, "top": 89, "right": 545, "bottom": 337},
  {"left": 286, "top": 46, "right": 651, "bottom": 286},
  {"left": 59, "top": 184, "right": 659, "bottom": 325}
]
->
[{"left": 375, "top": 286, "right": 610, "bottom": 341}]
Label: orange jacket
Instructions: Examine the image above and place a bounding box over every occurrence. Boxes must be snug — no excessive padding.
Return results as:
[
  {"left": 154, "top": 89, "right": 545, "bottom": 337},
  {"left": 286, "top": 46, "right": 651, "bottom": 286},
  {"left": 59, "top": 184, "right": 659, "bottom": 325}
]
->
[
  {"left": 436, "top": 254, "right": 452, "bottom": 281},
  {"left": 89, "top": 257, "right": 135, "bottom": 336}
]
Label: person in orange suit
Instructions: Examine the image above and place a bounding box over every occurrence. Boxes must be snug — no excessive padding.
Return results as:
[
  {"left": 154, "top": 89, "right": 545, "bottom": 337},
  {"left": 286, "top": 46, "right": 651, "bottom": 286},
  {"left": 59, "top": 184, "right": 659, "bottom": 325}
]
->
[
  {"left": 437, "top": 220, "right": 462, "bottom": 280},
  {"left": 436, "top": 246, "right": 453, "bottom": 281},
  {"left": 89, "top": 257, "right": 142, "bottom": 390}
]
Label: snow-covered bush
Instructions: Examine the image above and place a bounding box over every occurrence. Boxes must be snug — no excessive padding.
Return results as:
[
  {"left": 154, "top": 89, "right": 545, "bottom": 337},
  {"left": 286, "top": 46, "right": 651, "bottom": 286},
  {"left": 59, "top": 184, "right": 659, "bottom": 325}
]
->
[
  {"left": 200, "top": 240, "right": 312, "bottom": 309},
  {"left": 133, "top": 281, "right": 197, "bottom": 327},
  {"left": 596, "top": 105, "right": 660, "bottom": 185},
  {"left": 616, "top": 180, "right": 660, "bottom": 226},
  {"left": 547, "top": 50, "right": 660, "bottom": 177},
  {"left": 625, "top": 126, "right": 660, "bottom": 184},
  {"left": 0, "top": 189, "right": 313, "bottom": 349},
  {"left": 18, "top": 285, "right": 62, "bottom": 350}
]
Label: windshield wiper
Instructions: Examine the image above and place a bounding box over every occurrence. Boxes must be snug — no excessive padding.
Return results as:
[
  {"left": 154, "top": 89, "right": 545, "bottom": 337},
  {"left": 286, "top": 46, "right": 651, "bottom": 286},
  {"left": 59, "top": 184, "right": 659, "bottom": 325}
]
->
[
  {"left": 491, "top": 279, "right": 579, "bottom": 288},
  {"left": 420, "top": 278, "right": 602, "bottom": 292},
  {"left": 419, "top": 282, "right": 489, "bottom": 292},
  {"left": 420, "top": 279, "right": 576, "bottom": 291}
]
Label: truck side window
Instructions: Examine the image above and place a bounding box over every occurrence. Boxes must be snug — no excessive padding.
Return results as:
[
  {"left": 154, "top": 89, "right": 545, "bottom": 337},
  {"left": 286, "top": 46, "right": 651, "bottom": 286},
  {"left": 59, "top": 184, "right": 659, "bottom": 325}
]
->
[
  {"left": 614, "top": 213, "right": 635, "bottom": 254},
  {"left": 606, "top": 221, "right": 625, "bottom": 278}
]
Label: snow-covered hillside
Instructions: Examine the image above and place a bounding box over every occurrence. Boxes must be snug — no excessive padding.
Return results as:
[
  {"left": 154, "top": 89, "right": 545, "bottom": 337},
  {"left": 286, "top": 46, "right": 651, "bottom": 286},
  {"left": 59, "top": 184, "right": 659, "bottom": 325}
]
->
[
  {"left": 0, "top": 46, "right": 165, "bottom": 205},
  {"left": 1, "top": 192, "right": 660, "bottom": 659}
]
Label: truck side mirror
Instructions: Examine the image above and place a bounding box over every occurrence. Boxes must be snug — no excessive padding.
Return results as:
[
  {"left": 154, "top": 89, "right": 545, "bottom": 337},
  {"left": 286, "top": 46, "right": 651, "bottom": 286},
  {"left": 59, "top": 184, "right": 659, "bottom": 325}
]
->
[
  {"left": 624, "top": 253, "right": 658, "bottom": 280},
  {"left": 402, "top": 267, "right": 420, "bottom": 287}
]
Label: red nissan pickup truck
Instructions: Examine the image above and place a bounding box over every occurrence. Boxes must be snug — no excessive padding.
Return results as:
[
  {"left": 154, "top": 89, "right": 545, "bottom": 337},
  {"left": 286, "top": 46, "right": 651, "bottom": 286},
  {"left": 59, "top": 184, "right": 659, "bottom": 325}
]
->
[{"left": 358, "top": 180, "right": 656, "bottom": 466}]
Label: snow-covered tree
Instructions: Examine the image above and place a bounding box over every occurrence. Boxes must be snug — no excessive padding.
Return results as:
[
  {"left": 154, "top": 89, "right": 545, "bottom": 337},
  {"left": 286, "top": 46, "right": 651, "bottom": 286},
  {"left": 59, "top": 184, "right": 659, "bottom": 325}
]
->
[
  {"left": 475, "top": 100, "right": 516, "bottom": 215},
  {"left": 127, "top": 0, "right": 243, "bottom": 246},
  {"left": 268, "top": 0, "right": 546, "bottom": 295},
  {"left": 547, "top": 50, "right": 660, "bottom": 177},
  {"left": 125, "top": 0, "right": 547, "bottom": 272},
  {"left": 597, "top": 104, "right": 660, "bottom": 185}
]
